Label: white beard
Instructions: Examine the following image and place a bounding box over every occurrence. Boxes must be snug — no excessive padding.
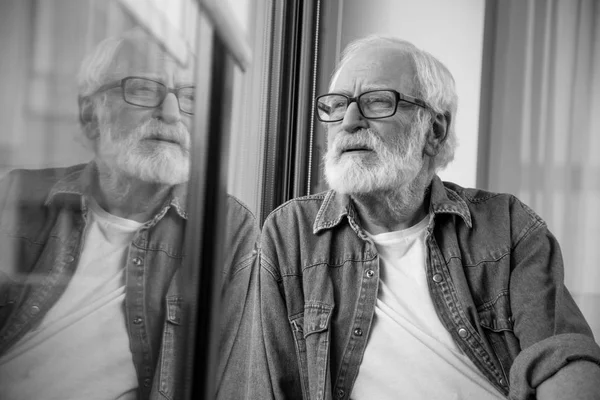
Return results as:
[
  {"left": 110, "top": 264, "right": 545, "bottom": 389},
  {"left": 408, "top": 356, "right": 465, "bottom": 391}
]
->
[
  {"left": 324, "top": 123, "right": 426, "bottom": 195},
  {"left": 96, "top": 118, "right": 190, "bottom": 185}
]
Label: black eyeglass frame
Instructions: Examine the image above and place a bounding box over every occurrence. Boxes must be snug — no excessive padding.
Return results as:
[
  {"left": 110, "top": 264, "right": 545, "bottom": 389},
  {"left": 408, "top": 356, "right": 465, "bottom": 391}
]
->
[
  {"left": 90, "top": 76, "right": 196, "bottom": 115},
  {"left": 315, "top": 89, "right": 432, "bottom": 123}
]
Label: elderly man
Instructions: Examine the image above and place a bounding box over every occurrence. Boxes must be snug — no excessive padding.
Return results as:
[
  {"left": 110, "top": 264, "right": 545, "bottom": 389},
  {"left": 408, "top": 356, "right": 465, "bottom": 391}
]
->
[
  {"left": 0, "top": 29, "right": 258, "bottom": 399},
  {"left": 248, "top": 36, "right": 600, "bottom": 400}
]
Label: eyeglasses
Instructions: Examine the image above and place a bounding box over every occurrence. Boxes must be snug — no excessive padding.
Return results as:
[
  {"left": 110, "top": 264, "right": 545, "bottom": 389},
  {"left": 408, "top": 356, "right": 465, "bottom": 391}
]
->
[
  {"left": 315, "top": 89, "right": 431, "bottom": 123},
  {"left": 92, "top": 76, "right": 195, "bottom": 115}
]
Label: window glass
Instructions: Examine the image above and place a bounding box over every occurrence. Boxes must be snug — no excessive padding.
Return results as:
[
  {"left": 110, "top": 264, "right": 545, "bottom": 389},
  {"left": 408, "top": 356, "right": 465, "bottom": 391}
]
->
[{"left": 0, "top": 0, "right": 261, "bottom": 398}]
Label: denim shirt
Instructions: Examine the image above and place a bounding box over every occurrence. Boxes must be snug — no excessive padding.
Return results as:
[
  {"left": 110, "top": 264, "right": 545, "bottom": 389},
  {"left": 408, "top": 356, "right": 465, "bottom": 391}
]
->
[
  {"left": 0, "top": 163, "right": 259, "bottom": 400},
  {"left": 249, "top": 176, "right": 600, "bottom": 400}
]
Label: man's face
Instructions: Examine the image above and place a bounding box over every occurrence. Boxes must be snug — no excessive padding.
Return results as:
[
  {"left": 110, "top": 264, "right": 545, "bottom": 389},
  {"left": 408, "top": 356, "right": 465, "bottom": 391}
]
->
[
  {"left": 95, "top": 38, "right": 195, "bottom": 185},
  {"left": 324, "top": 46, "right": 428, "bottom": 195}
]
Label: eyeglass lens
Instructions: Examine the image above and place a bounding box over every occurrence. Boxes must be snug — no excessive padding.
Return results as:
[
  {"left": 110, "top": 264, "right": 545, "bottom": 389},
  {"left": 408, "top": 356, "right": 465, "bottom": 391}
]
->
[
  {"left": 317, "top": 90, "right": 397, "bottom": 121},
  {"left": 123, "top": 78, "right": 195, "bottom": 114}
]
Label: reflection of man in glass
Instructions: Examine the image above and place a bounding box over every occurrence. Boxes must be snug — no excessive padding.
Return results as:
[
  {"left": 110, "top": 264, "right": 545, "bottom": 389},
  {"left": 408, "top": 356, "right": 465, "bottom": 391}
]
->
[{"left": 0, "top": 28, "right": 258, "bottom": 399}]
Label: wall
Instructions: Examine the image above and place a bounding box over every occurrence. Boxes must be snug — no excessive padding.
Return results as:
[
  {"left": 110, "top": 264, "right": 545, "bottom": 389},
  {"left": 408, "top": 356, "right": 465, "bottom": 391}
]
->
[{"left": 336, "top": 0, "right": 486, "bottom": 187}]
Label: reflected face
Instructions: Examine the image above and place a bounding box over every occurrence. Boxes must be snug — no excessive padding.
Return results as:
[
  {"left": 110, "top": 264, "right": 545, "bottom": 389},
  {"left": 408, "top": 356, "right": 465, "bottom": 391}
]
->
[
  {"left": 324, "top": 46, "right": 427, "bottom": 194},
  {"left": 95, "top": 37, "right": 195, "bottom": 185}
]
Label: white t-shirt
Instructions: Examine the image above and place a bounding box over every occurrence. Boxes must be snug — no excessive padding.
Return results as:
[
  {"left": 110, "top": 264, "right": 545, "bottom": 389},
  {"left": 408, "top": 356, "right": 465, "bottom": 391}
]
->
[
  {"left": 350, "top": 216, "right": 506, "bottom": 400},
  {"left": 0, "top": 198, "right": 143, "bottom": 400}
]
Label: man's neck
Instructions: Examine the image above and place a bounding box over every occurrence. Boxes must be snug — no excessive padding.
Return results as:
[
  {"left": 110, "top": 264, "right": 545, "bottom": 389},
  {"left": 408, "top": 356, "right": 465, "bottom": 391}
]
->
[
  {"left": 92, "top": 163, "right": 173, "bottom": 223},
  {"left": 351, "top": 171, "right": 432, "bottom": 235}
]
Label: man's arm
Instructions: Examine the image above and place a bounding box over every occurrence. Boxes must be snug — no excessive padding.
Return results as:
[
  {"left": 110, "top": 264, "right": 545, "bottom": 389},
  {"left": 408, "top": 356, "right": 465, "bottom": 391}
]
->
[
  {"left": 247, "top": 250, "right": 303, "bottom": 399},
  {"left": 507, "top": 198, "right": 600, "bottom": 399},
  {"left": 536, "top": 360, "right": 600, "bottom": 400},
  {"left": 217, "top": 247, "right": 303, "bottom": 400}
]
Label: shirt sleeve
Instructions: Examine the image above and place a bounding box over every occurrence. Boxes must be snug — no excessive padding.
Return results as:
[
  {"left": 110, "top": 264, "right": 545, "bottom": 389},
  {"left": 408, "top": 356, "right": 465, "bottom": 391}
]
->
[
  {"left": 507, "top": 198, "right": 600, "bottom": 399},
  {"left": 509, "top": 333, "right": 600, "bottom": 399},
  {"left": 217, "top": 243, "right": 303, "bottom": 400}
]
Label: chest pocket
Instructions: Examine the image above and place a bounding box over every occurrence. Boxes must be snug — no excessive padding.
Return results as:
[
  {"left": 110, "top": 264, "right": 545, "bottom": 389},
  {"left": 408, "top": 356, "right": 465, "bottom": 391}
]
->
[
  {"left": 156, "top": 295, "right": 184, "bottom": 400},
  {"left": 477, "top": 292, "right": 518, "bottom": 382},
  {"left": 290, "top": 302, "right": 333, "bottom": 400}
]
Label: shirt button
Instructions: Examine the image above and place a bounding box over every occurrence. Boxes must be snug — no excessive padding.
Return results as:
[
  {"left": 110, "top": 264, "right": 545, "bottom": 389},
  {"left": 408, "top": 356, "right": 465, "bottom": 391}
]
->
[
  {"left": 133, "top": 317, "right": 144, "bottom": 324},
  {"left": 365, "top": 269, "right": 375, "bottom": 278},
  {"left": 499, "top": 378, "right": 506, "bottom": 386},
  {"left": 336, "top": 388, "right": 345, "bottom": 398},
  {"left": 432, "top": 273, "right": 443, "bottom": 283},
  {"left": 143, "top": 378, "right": 151, "bottom": 387},
  {"left": 132, "top": 257, "right": 143, "bottom": 266},
  {"left": 65, "top": 255, "right": 75, "bottom": 263},
  {"left": 30, "top": 305, "right": 40, "bottom": 315},
  {"left": 458, "top": 327, "right": 469, "bottom": 338},
  {"left": 353, "top": 328, "right": 363, "bottom": 336}
]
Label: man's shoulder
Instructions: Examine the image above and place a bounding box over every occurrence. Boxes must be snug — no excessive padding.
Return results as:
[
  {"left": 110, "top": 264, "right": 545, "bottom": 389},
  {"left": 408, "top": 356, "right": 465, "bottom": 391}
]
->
[
  {"left": 264, "top": 191, "right": 329, "bottom": 226},
  {"left": 225, "top": 194, "right": 259, "bottom": 236},
  {"left": 0, "top": 164, "right": 87, "bottom": 207},
  {"left": 441, "top": 180, "right": 545, "bottom": 228},
  {"left": 442, "top": 180, "right": 509, "bottom": 202},
  {"left": 2, "top": 164, "right": 87, "bottom": 187},
  {"left": 226, "top": 194, "right": 256, "bottom": 220}
]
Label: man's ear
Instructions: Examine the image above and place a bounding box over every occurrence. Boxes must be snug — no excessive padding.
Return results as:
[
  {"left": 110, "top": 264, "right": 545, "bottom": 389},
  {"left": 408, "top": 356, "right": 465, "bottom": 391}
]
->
[
  {"left": 424, "top": 111, "right": 451, "bottom": 157},
  {"left": 78, "top": 96, "right": 99, "bottom": 139}
]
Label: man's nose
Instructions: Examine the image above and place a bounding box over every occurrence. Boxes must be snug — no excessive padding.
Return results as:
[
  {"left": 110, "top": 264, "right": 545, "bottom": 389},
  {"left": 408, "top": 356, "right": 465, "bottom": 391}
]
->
[
  {"left": 154, "top": 93, "right": 181, "bottom": 124},
  {"left": 341, "top": 102, "right": 368, "bottom": 133}
]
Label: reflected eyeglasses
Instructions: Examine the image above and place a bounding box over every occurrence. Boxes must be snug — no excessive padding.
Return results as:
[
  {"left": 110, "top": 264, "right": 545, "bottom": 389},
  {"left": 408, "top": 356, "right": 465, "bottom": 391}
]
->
[{"left": 91, "top": 76, "right": 195, "bottom": 115}]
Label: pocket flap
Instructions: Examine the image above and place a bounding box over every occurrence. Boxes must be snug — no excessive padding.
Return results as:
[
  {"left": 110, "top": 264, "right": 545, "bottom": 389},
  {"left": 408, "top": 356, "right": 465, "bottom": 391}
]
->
[
  {"left": 477, "top": 293, "right": 513, "bottom": 332},
  {"left": 166, "top": 296, "right": 183, "bottom": 325},
  {"left": 0, "top": 278, "right": 19, "bottom": 307},
  {"left": 303, "top": 302, "right": 333, "bottom": 337}
]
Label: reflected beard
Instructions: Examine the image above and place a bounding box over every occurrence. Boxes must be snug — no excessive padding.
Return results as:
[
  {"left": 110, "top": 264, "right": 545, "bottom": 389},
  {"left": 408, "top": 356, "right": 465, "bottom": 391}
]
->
[
  {"left": 97, "top": 119, "right": 190, "bottom": 185},
  {"left": 324, "top": 124, "right": 425, "bottom": 195}
]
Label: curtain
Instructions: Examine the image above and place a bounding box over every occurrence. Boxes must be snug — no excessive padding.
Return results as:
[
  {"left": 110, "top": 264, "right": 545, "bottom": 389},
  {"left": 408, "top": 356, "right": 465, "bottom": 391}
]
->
[{"left": 484, "top": 0, "right": 600, "bottom": 339}]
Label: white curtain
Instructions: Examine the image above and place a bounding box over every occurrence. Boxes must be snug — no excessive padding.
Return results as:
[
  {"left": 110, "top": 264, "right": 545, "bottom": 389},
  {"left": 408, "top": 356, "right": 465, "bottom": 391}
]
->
[{"left": 486, "top": 0, "right": 600, "bottom": 339}]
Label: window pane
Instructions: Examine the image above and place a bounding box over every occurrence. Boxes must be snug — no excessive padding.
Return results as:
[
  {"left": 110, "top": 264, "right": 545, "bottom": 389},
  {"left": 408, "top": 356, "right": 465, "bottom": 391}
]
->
[{"left": 0, "top": 1, "right": 205, "bottom": 398}]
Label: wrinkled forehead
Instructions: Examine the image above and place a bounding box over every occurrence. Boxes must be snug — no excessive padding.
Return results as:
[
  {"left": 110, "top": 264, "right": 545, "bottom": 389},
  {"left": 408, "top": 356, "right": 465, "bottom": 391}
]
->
[{"left": 108, "top": 37, "right": 195, "bottom": 85}]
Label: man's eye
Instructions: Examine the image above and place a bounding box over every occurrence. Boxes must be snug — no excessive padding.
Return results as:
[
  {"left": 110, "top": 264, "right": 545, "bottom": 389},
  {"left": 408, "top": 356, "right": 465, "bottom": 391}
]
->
[
  {"left": 317, "top": 102, "right": 331, "bottom": 113},
  {"left": 131, "top": 86, "right": 156, "bottom": 93},
  {"left": 179, "top": 90, "right": 195, "bottom": 101},
  {"left": 364, "top": 97, "right": 393, "bottom": 108},
  {"left": 330, "top": 100, "right": 346, "bottom": 110}
]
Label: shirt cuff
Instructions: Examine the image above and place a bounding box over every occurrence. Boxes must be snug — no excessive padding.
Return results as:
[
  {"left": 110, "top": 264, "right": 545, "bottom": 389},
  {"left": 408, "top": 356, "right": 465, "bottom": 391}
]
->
[{"left": 509, "top": 333, "right": 600, "bottom": 399}]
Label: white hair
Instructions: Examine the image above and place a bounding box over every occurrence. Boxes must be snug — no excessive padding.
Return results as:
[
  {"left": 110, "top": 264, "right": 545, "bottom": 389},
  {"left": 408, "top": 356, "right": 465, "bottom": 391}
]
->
[
  {"left": 77, "top": 27, "right": 149, "bottom": 98},
  {"left": 331, "top": 35, "right": 459, "bottom": 172}
]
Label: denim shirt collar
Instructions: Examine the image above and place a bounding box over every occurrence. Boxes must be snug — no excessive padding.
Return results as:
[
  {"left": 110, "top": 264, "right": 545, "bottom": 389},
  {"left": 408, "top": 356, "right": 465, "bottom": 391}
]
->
[
  {"left": 44, "top": 162, "right": 188, "bottom": 220},
  {"left": 313, "top": 175, "right": 472, "bottom": 234}
]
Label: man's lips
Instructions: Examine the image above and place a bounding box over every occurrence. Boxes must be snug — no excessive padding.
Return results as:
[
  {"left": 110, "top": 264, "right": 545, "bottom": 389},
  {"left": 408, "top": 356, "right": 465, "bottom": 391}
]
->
[
  {"left": 340, "top": 146, "right": 373, "bottom": 154},
  {"left": 145, "top": 136, "right": 182, "bottom": 145}
]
